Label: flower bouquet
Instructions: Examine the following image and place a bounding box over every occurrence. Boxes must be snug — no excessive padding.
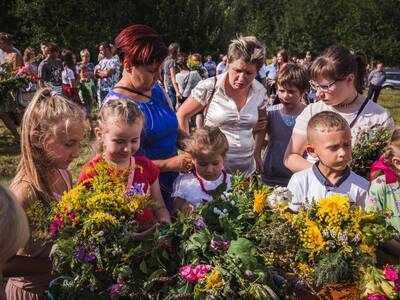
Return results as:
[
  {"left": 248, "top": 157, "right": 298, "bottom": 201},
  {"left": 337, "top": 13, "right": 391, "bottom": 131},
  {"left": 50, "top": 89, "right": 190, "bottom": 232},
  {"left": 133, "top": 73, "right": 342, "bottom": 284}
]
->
[
  {"left": 351, "top": 125, "right": 392, "bottom": 179},
  {"left": 0, "top": 62, "right": 34, "bottom": 101},
  {"left": 291, "top": 195, "right": 393, "bottom": 298},
  {"left": 360, "top": 265, "right": 400, "bottom": 299},
  {"left": 160, "top": 174, "right": 288, "bottom": 299},
  {"left": 48, "top": 162, "right": 173, "bottom": 299}
]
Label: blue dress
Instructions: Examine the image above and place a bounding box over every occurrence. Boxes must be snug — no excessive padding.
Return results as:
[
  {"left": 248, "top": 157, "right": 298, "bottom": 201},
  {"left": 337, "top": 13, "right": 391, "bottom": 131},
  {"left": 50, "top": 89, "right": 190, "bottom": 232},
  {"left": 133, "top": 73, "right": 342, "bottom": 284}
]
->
[{"left": 104, "top": 84, "right": 179, "bottom": 211}]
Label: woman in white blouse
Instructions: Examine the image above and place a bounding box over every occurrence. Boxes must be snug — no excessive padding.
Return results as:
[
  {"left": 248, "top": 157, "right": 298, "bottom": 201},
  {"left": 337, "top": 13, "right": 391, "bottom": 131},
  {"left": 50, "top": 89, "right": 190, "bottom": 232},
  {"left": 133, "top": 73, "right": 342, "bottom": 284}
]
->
[{"left": 177, "top": 36, "right": 267, "bottom": 177}]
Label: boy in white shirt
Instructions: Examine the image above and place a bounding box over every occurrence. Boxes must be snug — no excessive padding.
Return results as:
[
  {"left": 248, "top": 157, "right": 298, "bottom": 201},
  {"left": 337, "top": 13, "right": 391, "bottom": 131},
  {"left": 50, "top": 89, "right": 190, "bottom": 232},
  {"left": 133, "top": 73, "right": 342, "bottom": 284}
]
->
[{"left": 288, "top": 111, "right": 369, "bottom": 212}]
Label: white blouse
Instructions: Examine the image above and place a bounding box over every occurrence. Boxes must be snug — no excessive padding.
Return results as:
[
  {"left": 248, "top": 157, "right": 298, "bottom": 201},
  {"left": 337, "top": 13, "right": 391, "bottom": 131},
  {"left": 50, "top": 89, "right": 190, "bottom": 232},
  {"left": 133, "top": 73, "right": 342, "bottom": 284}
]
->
[
  {"left": 191, "top": 73, "right": 267, "bottom": 177},
  {"left": 172, "top": 172, "right": 231, "bottom": 206}
]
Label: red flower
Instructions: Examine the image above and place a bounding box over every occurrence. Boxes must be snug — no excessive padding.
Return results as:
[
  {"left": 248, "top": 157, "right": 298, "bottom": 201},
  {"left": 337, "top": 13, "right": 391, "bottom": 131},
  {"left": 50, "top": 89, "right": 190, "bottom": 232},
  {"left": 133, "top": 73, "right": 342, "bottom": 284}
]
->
[{"left": 135, "top": 208, "right": 155, "bottom": 224}]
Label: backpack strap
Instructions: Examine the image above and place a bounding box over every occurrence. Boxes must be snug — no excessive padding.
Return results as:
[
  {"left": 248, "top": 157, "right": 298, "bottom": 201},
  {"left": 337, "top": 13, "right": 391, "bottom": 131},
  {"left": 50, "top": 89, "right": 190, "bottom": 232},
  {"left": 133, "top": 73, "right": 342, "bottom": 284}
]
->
[{"left": 202, "top": 76, "right": 218, "bottom": 121}]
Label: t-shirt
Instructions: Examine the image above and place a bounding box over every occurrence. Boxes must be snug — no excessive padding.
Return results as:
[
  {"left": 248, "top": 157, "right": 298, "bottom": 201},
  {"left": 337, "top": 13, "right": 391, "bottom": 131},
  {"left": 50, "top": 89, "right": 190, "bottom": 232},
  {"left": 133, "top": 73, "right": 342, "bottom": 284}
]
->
[
  {"left": 163, "top": 57, "right": 176, "bottom": 88},
  {"left": 367, "top": 175, "right": 400, "bottom": 233},
  {"left": 95, "top": 57, "right": 121, "bottom": 92},
  {"left": 78, "top": 155, "right": 160, "bottom": 194},
  {"left": 61, "top": 67, "right": 75, "bottom": 85},
  {"left": 172, "top": 171, "right": 231, "bottom": 206},
  {"left": 265, "top": 63, "right": 278, "bottom": 80},
  {"left": 368, "top": 70, "right": 386, "bottom": 87},
  {"left": 258, "top": 65, "right": 267, "bottom": 79},
  {"left": 288, "top": 163, "right": 369, "bottom": 212},
  {"left": 262, "top": 104, "right": 299, "bottom": 186},
  {"left": 176, "top": 71, "right": 202, "bottom": 98},
  {"left": 38, "top": 58, "right": 63, "bottom": 86},
  {"left": 203, "top": 61, "right": 217, "bottom": 77},
  {"left": 293, "top": 100, "right": 394, "bottom": 145}
]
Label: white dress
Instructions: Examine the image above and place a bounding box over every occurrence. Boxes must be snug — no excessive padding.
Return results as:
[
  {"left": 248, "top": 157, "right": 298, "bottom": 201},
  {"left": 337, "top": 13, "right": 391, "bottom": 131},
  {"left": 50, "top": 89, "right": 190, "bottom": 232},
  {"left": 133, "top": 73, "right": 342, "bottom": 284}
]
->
[{"left": 172, "top": 172, "right": 231, "bottom": 206}]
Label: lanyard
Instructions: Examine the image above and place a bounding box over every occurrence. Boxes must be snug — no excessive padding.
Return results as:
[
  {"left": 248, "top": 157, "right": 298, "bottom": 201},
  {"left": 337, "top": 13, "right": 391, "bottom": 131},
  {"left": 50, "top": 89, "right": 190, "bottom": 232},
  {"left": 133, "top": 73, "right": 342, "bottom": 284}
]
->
[{"left": 126, "top": 156, "right": 136, "bottom": 191}]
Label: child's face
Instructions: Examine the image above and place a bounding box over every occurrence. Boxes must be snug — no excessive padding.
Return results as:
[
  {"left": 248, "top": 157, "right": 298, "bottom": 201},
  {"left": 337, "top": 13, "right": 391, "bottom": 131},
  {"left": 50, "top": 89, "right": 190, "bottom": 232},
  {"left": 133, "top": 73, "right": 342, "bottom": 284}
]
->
[
  {"left": 193, "top": 152, "right": 224, "bottom": 181},
  {"left": 307, "top": 128, "right": 352, "bottom": 171},
  {"left": 96, "top": 119, "right": 143, "bottom": 166},
  {"left": 277, "top": 84, "right": 302, "bottom": 106},
  {"left": 45, "top": 121, "right": 85, "bottom": 169}
]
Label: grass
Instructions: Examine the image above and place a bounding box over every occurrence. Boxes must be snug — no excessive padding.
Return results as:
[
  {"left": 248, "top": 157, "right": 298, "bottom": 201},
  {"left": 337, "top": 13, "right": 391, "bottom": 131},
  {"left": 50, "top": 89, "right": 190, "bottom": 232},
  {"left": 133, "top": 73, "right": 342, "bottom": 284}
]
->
[{"left": 0, "top": 89, "right": 399, "bottom": 186}]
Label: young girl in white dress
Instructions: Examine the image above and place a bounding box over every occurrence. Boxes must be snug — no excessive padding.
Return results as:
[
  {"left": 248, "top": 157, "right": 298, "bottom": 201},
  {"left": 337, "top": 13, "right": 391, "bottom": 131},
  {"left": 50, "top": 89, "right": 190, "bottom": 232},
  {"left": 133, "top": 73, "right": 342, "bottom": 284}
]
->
[{"left": 172, "top": 126, "right": 231, "bottom": 213}]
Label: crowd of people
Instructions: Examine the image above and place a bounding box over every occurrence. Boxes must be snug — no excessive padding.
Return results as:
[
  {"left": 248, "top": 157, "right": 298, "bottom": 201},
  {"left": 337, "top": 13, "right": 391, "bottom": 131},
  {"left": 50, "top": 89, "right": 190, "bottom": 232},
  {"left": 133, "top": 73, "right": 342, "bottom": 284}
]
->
[{"left": 0, "top": 24, "right": 398, "bottom": 299}]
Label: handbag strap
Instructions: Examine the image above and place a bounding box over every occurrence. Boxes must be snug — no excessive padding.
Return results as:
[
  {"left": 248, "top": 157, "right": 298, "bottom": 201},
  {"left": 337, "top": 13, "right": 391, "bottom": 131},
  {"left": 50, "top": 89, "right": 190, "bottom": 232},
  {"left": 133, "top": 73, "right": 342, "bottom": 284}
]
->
[
  {"left": 349, "top": 98, "right": 369, "bottom": 128},
  {"left": 203, "top": 76, "right": 218, "bottom": 121},
  {"left": 113, "top": 85, "right": 152, "bottom": 100}
]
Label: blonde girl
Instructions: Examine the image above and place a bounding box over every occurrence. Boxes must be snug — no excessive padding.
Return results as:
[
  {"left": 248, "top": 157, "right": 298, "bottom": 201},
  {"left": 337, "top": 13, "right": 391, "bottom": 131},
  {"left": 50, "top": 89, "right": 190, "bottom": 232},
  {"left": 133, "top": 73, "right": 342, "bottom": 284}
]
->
[
  {"left": 78, "top": 99, "right": 171, "bottom": 224},
  {"left": 0, "top": 185, "right": 29, "bottom": 300},
  {"left": 5, "top": 88, "right": 86, "bottom": 300},
  {"left": 172, "top": 126, "right": 231, "bottom": 213}
]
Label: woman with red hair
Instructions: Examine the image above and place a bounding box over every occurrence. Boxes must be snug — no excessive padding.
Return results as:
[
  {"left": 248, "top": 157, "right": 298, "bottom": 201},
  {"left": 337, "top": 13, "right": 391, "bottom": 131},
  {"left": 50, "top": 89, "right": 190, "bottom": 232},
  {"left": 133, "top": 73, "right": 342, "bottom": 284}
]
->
[{"left": 103, "top": 24, "right": 192, "bottom": 212}]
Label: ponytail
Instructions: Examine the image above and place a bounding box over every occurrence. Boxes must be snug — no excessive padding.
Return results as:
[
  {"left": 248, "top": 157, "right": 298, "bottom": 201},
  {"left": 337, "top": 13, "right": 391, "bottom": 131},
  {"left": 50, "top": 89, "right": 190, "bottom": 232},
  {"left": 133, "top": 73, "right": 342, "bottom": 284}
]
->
[{"left": 353, "top": 50, "right": 367, "bottom": 94}]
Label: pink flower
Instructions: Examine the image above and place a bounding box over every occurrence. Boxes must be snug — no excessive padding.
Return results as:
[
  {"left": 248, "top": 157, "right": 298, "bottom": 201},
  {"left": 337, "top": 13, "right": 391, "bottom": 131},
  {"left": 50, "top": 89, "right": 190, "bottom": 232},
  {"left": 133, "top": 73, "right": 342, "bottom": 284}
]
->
[
  {"left": 384, "top": 265, "right": 399, "bottom": 281},
  {"left": 366, "top": 293, "right": 388, "bottom": 300},
  {"left": 179, "top": 264, "right": 212, "bottom": 283},
  {"left": 50, "top": 217, "right": 64, "bottom": 237},
  {"left": 210, "top": 239, "right": 220, "bottom": 250},
  {"left": 393, "top": 283, "right": 400, "bottom": 292}
]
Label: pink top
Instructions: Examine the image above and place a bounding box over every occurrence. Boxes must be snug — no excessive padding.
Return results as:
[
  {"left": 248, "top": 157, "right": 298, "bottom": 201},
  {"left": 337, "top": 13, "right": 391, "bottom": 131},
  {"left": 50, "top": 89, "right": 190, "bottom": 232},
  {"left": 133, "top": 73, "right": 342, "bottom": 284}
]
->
[
  {"left": 370, "top": 155, "right": 397, "bottom": 184},
  {"left": 6, "top": 169, "right": 71, "bottom": 295}
]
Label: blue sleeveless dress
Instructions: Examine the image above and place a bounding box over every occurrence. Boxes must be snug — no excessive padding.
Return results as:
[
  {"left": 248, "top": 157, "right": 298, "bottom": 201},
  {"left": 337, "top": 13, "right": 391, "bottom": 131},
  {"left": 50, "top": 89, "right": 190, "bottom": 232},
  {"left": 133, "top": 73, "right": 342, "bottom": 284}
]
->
[{"left": 104, "top": 84, "right": 179, "bottom": 211}]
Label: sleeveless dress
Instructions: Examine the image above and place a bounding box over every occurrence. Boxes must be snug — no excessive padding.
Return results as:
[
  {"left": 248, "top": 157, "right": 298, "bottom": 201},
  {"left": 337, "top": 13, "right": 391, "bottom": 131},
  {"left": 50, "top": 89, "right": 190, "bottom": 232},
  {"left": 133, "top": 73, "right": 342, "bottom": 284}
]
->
[
  {"left": 104, "top": 84, "right": 179, "bottom": 212},
  {"left": 5, "top": 170, "right": 72, "bottom": 300}
]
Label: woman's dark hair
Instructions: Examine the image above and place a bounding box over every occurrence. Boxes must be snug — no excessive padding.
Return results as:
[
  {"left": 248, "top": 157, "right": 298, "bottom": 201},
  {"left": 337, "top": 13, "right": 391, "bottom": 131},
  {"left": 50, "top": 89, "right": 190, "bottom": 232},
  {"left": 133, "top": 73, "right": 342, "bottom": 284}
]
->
[
  {"left": 278, "top": 49, "right": 289, "bottom": 63},
  {"left": 115, "top": 24, "right": 168, "bottom": 67},
  {"left": 61, "top": 50, "right": 76, "bottom": 73},
  {"left": 310, "top": 45, "right": 367, "bottom": 93},
  {"left": 168, "top": 43, "right": 180, "bottom": 58},
  {"left": 0, "top": 32, "right": 13, "bottom": 45},
  {"left": 99, "top": 42, "right": 112, "bottom": 51},
  {"left": 23, "top": 47, "right": 36, "bottom": 63},
  {"left": 176, "top": 53, "right": 189, "bottom": 72}
]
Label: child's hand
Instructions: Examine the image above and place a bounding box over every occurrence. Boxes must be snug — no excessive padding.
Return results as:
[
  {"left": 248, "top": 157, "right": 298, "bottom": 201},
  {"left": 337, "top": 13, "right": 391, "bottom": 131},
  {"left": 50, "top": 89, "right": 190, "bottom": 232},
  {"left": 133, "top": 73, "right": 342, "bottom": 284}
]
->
[
  {"left": 131, "top": 224, "right": 157, "bottom": 240},
  {"left": 181, "top": 202, "right": 194, "bottom": 213}
]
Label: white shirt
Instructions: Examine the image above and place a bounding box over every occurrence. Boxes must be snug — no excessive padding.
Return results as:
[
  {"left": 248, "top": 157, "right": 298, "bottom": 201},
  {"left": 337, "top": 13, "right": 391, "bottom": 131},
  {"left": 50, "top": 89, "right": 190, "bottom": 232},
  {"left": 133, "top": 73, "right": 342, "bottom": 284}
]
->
[
  {"left": 293, "top": 99, "right": 394, "bottom": 163},
  {"left": 288, "top": 164, "right": 369, "bottom": 212},
  {"left": 191, "top": 72, "right": 267, "bottom": 177},
  {"left": 61, "top": 67, "right": 75, "bottom": 85},
  {"left": 294, "top": 100, "right": 394, "bottom": 143},
  {"left": 172, "top": 172, "right": 231, "bottom": 206}
]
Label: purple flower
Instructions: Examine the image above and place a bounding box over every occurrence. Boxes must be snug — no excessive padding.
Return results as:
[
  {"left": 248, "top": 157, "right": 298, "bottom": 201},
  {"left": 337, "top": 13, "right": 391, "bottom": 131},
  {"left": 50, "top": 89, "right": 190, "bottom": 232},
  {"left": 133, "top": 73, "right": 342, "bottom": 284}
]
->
[
  {"left": 75, "top": 245, "right": 97, "bottom": 263},
  {"left": 210, "top": 239, "right": 220, "bottom": 250},
  {"left": 75, "top": 248, "right": 86, "bottom": 261},
  {"left": 85, "top": 252, "right": 97, "bottom": 263},
  {"left": 195, "top": 218, "right": 206, "bottom": 229},
  {"left": 244, "top": 270, "right": 253, "bottom": 277},
  {"left": 109, "top": 278, "right": 125, "bottom": 297},
  {"left": 126, "top": 183, "right": 145, "bottom": 198},
  {"left": 222, "top": 240, "right": 230, "bottom": 250}
]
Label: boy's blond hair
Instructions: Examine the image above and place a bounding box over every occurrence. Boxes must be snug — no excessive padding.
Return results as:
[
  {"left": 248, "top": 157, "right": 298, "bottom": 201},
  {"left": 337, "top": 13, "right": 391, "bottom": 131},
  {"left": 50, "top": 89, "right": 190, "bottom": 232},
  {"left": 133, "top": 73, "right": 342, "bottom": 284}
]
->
[
  {"left": 0, "top": 185, "right": 29, "bottom": 262},
  {"left": 184, "top": 126, "right": 229, "bottom": 159},
  {"left": 307, "top": 111, "right": 350, "bottom": 144},
  {"left": 276, "top": 63, "right": 309, "bottom": 94},
  {"left": 12, "top": 88, "right": 85, "bottom": 204}
]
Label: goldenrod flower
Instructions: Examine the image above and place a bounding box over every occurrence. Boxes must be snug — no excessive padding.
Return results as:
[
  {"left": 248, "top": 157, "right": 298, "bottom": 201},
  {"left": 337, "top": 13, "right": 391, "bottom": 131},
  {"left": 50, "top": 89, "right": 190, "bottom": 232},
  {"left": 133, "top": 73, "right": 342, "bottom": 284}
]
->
[{"left": 360, "top": 244, "right": 375, "bottom": 256}]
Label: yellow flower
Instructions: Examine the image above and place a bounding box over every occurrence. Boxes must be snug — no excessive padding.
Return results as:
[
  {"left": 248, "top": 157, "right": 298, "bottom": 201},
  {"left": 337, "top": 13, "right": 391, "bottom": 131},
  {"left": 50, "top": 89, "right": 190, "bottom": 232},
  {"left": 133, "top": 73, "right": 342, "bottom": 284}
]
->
[
  {"left": 205, "top": 271, "right": 223, "bottom": 290},
  {"left": 297, "top": 263, "right": 314, "bottom": 278},
  {"left": 300, "top": 219, "right": 327, "bottom": 257},
  {"left": 316, "top": 194, "right": 350, "bottom": 226},
  {"left": 360, "top": 244, "right": 376, "bottom": 256},
  {"left": 253, "top": 190, "right": 267, "bottom": 214},
  {"left": 88, "top": 211, "right": 118, "bottom": 225}
]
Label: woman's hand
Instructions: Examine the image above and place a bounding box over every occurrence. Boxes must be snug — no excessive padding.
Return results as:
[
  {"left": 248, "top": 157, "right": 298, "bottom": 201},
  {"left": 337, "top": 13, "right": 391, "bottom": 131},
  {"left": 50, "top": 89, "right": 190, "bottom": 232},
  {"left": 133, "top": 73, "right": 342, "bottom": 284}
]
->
[{"left": 255, "top": 155, "right": 264, "bottom": 174}]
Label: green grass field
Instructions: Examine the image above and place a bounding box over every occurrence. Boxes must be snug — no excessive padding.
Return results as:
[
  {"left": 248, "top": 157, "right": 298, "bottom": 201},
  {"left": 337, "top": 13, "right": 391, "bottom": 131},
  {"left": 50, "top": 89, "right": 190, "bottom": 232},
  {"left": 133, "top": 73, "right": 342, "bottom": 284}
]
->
[{"left": 0, "top": 89, "right": 399, "bottom": 186}]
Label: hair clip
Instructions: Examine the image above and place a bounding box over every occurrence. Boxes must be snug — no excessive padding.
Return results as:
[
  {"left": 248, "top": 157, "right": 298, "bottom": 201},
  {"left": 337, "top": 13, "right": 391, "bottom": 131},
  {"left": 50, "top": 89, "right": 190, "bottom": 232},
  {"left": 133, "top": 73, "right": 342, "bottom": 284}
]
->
[{"left": 50, "top": 90, "right": 58, "bottom": 96}]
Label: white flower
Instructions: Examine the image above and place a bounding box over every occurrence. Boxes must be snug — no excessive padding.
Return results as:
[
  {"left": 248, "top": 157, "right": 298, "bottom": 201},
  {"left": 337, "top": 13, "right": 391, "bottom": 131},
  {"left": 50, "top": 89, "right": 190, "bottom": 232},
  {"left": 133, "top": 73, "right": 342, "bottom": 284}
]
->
[
  {"left": 230, "top": 200, "right": 235, "bottom": 206},
  {"left": 223, "top": 209, "right": 228, "bottom": 214}
]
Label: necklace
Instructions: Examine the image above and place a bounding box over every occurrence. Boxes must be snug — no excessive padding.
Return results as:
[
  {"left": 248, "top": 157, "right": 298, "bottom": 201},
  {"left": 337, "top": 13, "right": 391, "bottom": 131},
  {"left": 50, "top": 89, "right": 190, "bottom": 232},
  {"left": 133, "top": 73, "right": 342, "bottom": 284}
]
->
[
  {"left": 114, "top": 85, "right": 152, "bottom": 100},
  {"left": 335, "top": 92, "right": 358, "bottom": 108},
  {"left": 193, "top": 170, "right": 227, "bottom": 196}
]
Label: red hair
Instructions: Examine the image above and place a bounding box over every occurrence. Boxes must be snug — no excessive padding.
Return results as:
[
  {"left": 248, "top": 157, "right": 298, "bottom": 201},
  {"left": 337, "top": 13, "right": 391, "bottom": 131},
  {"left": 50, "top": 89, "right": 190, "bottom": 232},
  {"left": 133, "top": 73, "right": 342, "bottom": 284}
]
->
[{"left": 115, "top": 24, "right": 167, "bottom": 67}]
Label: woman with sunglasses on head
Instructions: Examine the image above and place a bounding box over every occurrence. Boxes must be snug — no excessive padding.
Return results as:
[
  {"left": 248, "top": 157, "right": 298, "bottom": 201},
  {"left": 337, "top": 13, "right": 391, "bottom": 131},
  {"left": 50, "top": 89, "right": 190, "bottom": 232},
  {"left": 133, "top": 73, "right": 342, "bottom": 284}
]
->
[{"left": 284, "top": 45, "right": 394, "bottom": 173}]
